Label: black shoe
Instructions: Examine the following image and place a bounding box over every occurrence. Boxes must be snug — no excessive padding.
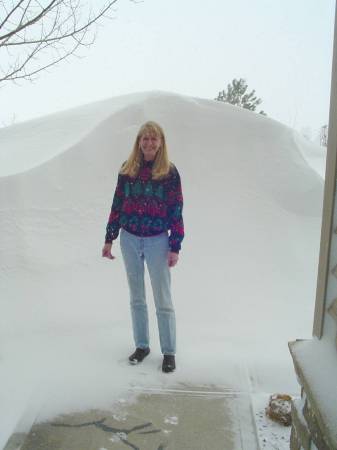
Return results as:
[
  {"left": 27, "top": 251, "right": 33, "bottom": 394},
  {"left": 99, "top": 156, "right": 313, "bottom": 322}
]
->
[
  {"left": 162, "top": 355, "right": 176, "bottom": 373},
  {"left": 129, "top": 347, "right": 150, "bottom": 365}
]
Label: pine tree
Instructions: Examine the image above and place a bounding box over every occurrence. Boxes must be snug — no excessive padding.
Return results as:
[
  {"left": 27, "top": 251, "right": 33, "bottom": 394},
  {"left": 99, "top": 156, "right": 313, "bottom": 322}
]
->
[{"left": 215, "top": 78, "right": 266, "bottom": 115}]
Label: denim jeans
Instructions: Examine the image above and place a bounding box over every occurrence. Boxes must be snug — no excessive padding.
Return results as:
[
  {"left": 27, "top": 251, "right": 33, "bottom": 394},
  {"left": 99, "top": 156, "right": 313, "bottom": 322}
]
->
[{"left": 120, "top": 228, "right": 176, "bottom": 355}]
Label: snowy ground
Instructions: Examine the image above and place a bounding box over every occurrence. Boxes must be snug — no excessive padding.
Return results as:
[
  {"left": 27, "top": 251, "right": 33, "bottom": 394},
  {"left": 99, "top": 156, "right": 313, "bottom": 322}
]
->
[
  {"left": 0, "top": 91, "right": 325, "bottom": 448},
  {"left": 253, "top": 394, "right": 292, "bottom": 450}
]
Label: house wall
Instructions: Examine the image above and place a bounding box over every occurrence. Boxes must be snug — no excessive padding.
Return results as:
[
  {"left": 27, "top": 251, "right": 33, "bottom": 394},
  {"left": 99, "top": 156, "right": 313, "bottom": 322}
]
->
[
  {"left": 313, "top": 0, "right": 337, "bottom": 340},
  {"left": 290, "top": 2, "right": 337, "bottom": 449}
]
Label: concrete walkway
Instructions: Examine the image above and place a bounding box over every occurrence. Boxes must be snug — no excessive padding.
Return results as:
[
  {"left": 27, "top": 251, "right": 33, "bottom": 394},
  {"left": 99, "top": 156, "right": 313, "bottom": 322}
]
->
[{"left": 5, "top": 385, "right": 259, "bottom": 450}]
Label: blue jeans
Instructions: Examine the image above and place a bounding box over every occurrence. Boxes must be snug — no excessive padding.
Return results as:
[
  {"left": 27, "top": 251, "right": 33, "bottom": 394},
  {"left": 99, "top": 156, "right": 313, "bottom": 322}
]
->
[{"left": 120, "top": 228, "right": 176, "bottom": 355}]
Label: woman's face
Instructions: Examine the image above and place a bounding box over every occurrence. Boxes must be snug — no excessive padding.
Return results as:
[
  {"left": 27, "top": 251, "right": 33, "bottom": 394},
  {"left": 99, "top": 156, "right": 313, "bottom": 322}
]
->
[{"left": 139, "top": 132, "right": 161, "bottom": 161}]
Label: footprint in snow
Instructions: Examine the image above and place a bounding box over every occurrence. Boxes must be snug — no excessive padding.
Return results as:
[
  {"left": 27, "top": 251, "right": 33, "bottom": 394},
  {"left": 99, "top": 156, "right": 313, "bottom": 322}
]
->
[{"left": 164, "top": 416, "right": 178, "bottom": 425}]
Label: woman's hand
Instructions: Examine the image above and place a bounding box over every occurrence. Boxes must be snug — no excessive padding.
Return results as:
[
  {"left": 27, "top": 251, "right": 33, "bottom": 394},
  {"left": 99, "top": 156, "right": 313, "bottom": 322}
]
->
[
  {"left": 167, "top": 251, "right": 179, "bottom": 268},
  {"left": 102, "top": 243, "right": 115, "bottom": 260}
]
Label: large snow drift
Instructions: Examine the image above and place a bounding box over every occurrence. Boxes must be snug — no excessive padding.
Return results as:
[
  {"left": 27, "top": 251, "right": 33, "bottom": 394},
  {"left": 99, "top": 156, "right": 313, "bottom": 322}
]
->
[{"left": 0, "top": 92, "right": 324, "bottom": 445}]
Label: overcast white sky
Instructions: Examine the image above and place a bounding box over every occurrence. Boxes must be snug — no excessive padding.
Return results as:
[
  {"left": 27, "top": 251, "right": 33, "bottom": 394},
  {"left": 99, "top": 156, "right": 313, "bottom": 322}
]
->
[{"left": 1, "top": 0, "right": 335, "bottom": 138}]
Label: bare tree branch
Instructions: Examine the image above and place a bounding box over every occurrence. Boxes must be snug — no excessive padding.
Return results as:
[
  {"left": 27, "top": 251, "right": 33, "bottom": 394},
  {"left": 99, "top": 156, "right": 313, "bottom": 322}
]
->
[
  {"left": 3, "top": 1, "right": 116, "bottom": 45},
  {"left": 0, "top": 0, "right": 26, "bottom": 29},
  {"left": 0, "top": 0, "right": 130, "bottom": 84},
  {"left": 18, "top": 1, "right": 34, "bottom": 30},
  {"left": 0, "top": 1, "right": 60, "bottom": 42},
  {"left": 1, "top": 38, "right": 82, "bottom": 82}
]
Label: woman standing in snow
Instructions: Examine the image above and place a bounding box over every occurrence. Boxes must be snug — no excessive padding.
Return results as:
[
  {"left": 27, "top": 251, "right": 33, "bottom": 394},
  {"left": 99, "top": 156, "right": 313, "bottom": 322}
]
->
[{"left": 102, "top": 121, "right": 184, "bottom": 373}]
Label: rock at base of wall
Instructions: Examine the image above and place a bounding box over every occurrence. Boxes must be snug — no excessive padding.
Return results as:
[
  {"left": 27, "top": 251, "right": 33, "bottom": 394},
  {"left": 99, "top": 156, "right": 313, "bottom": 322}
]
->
[{"left": 266, "top": 394, "right": 292, "bottom": 426}]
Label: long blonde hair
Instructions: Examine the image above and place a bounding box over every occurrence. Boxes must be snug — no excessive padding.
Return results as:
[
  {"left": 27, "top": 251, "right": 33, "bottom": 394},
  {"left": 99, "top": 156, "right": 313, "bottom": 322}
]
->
[{"left": 120, "top": 121, "right": 172, "bottom": 180}]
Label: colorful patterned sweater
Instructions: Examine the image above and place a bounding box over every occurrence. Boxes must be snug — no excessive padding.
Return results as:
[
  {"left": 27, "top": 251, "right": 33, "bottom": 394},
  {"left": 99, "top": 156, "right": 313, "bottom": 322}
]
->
[{"left": 105, "top": 160, "right": 184, "bottom": 253}]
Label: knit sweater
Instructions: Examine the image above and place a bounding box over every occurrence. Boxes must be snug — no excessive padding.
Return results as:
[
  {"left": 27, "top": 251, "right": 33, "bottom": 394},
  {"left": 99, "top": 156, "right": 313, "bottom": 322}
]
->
[{"left": 105, "top": 160, "right": 184, "bottom": 253}]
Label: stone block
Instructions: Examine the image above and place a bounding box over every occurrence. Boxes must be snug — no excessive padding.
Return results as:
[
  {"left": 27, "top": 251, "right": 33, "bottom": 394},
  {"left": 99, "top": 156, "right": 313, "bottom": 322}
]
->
[
  {"left": 290, "top": 427, "right": 301, "bottom": 450},
  {"left": 291, "top": 399, "right": 311, "bottom": 450},
  {"left": 303, "top": 399, "right": 332, "bottom": 450}
]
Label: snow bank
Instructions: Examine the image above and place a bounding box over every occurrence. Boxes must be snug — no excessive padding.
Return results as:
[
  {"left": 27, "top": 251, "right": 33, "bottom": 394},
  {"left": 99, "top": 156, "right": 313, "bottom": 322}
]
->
[{"left": 0, "top": 91, "right": 325, "bottom": 446}]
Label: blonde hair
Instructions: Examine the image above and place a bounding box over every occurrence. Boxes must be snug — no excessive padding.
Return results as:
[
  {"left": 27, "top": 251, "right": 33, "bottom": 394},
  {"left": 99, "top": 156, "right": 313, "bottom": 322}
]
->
[{"left": 120, "top": 121, "right": 172, "bottom": 180}]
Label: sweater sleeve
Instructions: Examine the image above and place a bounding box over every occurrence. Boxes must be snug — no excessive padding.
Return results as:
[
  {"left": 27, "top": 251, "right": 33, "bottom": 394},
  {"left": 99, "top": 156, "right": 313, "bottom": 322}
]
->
[
  {"left": 167, "top": 166, "right": 184, "bottom": 253},
  {"left": 105, "top": 173, "right": 124, "bottom": 244}
]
